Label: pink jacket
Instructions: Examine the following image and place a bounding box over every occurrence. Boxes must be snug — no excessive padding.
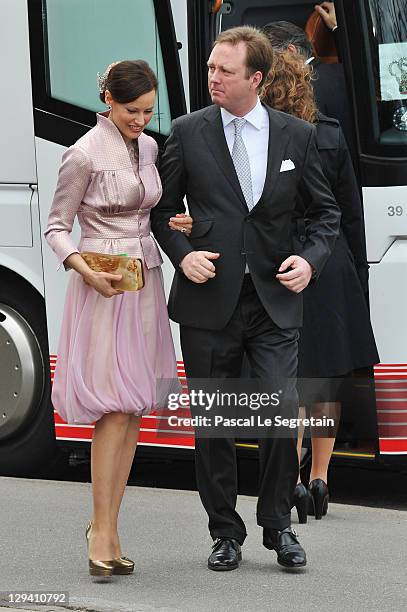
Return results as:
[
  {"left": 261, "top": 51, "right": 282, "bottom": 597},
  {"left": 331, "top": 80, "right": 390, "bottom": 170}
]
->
[{"left": 45, "top": 113, "right": 163, "bottom": 269}]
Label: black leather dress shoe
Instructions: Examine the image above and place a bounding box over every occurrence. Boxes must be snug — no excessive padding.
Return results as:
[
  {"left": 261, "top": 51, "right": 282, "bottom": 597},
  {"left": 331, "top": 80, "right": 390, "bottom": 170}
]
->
[
  {"left": 208, "top": 538, "right": 242, "bottom": 571},
  {"left": 263, "top": 527, "right": 307, "bottom": 568}
]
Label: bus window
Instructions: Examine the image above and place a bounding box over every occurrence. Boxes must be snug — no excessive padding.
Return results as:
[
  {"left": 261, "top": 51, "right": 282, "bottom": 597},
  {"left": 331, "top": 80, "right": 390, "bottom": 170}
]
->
[
  {"left": 44, "top": 0, "right": 171, "bottom": 136},
  {"left": 28, "top": 0, "right": 185, "bottom": 146},
  {"left": 343, "top": 0, "right": 407, "bottom": 158},
  {"left": 368, "top": 0, "right": 407, "bottom": 145}
]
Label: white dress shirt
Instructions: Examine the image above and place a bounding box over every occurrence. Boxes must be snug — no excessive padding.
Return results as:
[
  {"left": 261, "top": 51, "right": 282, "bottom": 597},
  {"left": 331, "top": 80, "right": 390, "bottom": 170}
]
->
[{"left": 221, "top": 97, "right": 269, "bottom": 207}]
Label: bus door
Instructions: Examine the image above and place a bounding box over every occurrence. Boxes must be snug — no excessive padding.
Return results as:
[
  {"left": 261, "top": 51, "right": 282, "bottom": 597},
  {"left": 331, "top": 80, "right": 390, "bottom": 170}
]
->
[{"left": 336, "top": 0, "right": 407, "bottom": 460}]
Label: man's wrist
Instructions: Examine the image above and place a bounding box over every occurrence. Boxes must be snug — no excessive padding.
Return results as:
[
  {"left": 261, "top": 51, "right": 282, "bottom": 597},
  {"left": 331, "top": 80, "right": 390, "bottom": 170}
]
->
[
  {"left": 179, "top": 249, "right": 194, "bottom": 271},
  {"left": 179, "top": 253, "right": 190, "bottom": 271}
]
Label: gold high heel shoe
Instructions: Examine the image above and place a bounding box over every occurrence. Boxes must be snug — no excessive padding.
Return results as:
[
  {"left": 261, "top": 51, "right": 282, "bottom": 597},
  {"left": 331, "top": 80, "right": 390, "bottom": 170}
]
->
[
  {"left": 111, "top": 556, "right": 135, "bottom": 575},
  {"left": 88, "top": 559, "right": 114, "bottom": 577},
  {"left": 86, "top": 522, "right": 134, "bottom": 575},
  {"left": 86, "top": 523, "right": 114, "bottom": 577}
]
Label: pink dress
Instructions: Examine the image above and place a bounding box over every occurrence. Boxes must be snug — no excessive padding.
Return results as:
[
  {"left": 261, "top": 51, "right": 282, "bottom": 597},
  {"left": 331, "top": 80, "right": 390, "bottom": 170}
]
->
[{"left": 45, "top": 113, "right": 178, "bottom": 424}]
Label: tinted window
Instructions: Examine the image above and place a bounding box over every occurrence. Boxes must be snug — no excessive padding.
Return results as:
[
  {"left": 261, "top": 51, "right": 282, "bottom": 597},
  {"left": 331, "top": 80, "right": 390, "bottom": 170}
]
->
[
  {"left": 368, "top": 0, "right": 407, "bottom": 146},
  {"left": 44, "top": 0, "right": 171, "bottom": 136}
]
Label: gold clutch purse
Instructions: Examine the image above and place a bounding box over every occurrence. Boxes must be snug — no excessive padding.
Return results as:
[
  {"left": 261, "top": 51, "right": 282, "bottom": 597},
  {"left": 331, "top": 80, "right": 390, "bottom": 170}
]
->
[{"left": 81, "top": 252, "right": 144, "bottom": 292}]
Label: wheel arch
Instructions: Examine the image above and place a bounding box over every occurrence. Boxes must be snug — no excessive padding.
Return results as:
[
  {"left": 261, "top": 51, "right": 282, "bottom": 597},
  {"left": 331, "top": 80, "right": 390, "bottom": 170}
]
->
[{"left": 0, "top": 258, "right": 44, "bottom": 297}]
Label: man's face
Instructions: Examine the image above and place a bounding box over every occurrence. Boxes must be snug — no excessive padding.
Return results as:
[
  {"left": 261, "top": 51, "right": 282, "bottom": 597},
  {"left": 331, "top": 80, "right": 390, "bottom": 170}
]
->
[{"left": 207, "top": 41, "right": 261, "bottom": 115}]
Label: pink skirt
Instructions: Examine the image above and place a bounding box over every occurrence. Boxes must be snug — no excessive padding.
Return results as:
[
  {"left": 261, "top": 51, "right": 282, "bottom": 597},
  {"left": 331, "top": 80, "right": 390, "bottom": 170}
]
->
[{"left": 52, "top": 266, "right": 178, "bottom": 424}]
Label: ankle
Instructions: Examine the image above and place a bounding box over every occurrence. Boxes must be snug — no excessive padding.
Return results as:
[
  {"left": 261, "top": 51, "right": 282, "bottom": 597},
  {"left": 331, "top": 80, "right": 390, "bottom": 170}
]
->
[
  {"left": 91, "top": 516, "right": 113, "bottom": 528},
  {"left": 89, "top": 523, "right": 114, "bottom": 538},
  {"left": 309, "top": 474, "right": 328, "bottom": 485}
]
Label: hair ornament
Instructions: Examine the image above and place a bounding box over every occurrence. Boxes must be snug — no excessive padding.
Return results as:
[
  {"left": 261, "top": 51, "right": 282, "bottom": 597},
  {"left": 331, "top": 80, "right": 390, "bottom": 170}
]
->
[{"left": 97, "top": 61, "right": 122, "bottom": 93}]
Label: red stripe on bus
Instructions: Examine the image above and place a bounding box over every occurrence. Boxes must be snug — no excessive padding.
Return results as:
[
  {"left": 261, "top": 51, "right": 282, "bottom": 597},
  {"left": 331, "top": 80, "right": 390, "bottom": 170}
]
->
[
  {"left": 375, "top": 375, "right": 407, "bottom": 378},
  {"left": 378, "top": 425, "right": 407, "bottom": 437},
  {"left": 139, "top": 430, "right": 195, "bottom": 447},
  {"left": 374, "top": 368, "right": 407, "bottom": 372},
  {"left": 375, "top": 381, "right": 407, "bottom": 389},
  {"left": 377, "top": 412, "right": 407, "bottom": 423},
  {"left": 375, "top": 390, "right": 407, "bottom": 399},
  {"left": 377, "top": 400, "right": 407, "bottom": 410},
  {"left": 379, "top": 438, "right": 407, "bottom": 453},
  {"left": 376, "top": 404, "right": 407, "bottom": 412},
  {"left": 56, "top": 425, "right": 93, "bottom": 439},
  {"left": 141, "top": 419, "right": 194, "bottom": 433}
]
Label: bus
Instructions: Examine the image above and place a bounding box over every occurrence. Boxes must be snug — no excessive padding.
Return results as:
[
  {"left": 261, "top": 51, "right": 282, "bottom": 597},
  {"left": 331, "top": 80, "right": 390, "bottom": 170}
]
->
[{"left": 0, "top": 0, "right": 406, "bottom": 476}]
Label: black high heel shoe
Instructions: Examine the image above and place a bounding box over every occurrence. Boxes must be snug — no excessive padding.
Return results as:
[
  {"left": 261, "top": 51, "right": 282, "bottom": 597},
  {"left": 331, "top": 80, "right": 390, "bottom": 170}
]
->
[
  {"left": 308, "top": 479, "right": 329, "bottom": 520},
  {"left": 292, "top": 483, "right": 310, "bottom": 524}
]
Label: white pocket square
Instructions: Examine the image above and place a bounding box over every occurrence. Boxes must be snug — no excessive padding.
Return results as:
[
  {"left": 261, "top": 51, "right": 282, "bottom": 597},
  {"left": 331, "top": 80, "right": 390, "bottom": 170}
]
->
[{"left": 280, "top": 159, "right": 295, "bottom": 172}]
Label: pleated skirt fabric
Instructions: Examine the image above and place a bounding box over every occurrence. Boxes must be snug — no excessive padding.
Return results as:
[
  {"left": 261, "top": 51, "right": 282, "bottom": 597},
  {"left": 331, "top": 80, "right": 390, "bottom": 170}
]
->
[{"left": 52, "top": 266, "right": 178, "bottom": 424}]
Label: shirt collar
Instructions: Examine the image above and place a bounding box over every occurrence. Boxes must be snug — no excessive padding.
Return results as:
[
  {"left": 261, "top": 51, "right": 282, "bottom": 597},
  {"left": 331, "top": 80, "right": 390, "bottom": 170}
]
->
[{"left": 221, "top": 97, "right": 265, "bottom": 130}]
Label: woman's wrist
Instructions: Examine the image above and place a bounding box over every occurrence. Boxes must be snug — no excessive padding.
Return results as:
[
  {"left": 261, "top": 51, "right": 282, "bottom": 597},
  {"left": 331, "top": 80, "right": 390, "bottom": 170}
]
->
[
  {"left": 82, "top": 268, "right": 96, "bottom": 284},
  {"left": 64, "top": 252, "right": 94, "bottom": 282}
]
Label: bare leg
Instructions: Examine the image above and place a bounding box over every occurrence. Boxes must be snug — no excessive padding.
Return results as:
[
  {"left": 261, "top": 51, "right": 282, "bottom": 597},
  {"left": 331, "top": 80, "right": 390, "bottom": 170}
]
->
[
  {"left": 296, "top": 406, "right": 307, "bottom": 484},
  {"left": 110, "top": 415, "right": 142, "bottom": 557},
  {"left": 309, "top": 402, "right": 341, "bottom": 484},
  {"left": 88, "top": 412, "right": 132, "bottom": 561}
]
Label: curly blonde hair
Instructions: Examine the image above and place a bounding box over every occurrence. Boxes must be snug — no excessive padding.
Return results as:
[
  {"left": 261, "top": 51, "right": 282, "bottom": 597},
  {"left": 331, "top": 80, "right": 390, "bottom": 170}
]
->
[{"left": 261, "top": 51, "right": 318, "bottom": 124}]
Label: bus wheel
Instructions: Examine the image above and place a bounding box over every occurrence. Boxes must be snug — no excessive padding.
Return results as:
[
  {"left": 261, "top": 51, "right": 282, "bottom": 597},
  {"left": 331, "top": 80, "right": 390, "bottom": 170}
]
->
[{"left": 0, "top": 273, "right": 56, "bottom": 476}]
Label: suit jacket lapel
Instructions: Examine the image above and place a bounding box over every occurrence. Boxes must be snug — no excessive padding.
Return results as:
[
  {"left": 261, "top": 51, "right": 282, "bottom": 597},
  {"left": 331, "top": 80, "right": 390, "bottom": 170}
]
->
[
  {"left": 200, "top": 104, "right": 291, "bottom": 213},
  {"left": 201, "top": 106, "right": 248, "bottom": 211},
  {"left": 253, "top": 105, "right": 291, "bottom": 212}
]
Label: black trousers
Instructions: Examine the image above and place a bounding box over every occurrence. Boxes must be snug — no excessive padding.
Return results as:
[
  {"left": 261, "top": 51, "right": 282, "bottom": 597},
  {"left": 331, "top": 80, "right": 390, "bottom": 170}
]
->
[{"left": 180, "top": 275, "right": 299, "bottom": 545}]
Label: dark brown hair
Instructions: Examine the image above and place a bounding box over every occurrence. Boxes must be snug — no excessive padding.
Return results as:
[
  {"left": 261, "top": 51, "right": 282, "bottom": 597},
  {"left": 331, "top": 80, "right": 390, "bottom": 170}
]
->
[
  {"left": 99, "top": 60, "right": 158, "bottom": 104},
  {"left": 261, "top": 51, "right": 318, "bottom": 124},
  {"left": 262, "top": 21, "right": 313, "bottom": 59},
  {"left": 214, "top": 26, "right": 273, "bottom": 88}
]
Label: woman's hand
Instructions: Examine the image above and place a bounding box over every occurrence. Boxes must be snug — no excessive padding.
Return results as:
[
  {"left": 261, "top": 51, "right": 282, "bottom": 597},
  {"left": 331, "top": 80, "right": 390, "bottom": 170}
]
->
[
  {"left": 314, "top": 2, "right": 337, "bottom": 31},
  {"left": 83, "top": 270, "right": 124, "bottom": 298},
  {"left": 63, "top": 253, "right": 124, "bottom": 298},
  {"left": 168, "top": 213, "right": 193, "bottom": 236}
]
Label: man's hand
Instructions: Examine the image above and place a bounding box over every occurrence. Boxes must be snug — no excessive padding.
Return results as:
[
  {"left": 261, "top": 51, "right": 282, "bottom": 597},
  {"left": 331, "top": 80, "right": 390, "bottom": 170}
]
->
[
  {"left": 180, "top": 251, "right": 220, "bottom": 283},
  {"left": 314, "top": 2, "right": 337, "bottom": 30},
  {"left": 275, "top": 255, "right": 313, "bottom": 293}
]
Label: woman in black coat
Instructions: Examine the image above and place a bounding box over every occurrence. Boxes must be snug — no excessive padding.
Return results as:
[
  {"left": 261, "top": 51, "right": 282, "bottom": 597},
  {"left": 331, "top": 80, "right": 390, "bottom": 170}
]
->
[{"left": 262, "top": 51, "right": 379, "bottom": 521}]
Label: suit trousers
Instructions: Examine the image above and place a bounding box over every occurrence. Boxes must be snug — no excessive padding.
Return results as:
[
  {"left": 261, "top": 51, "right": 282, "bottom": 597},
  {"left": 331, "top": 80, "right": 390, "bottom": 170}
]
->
[{"left": 180, "top": 275, "right": 299, "bottom": 545}]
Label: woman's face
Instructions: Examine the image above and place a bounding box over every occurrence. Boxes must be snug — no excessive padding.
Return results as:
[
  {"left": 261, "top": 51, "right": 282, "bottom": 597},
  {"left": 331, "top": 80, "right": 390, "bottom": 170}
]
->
[{"left": 105, "top": 89, "right": 156, "bottom": 141}]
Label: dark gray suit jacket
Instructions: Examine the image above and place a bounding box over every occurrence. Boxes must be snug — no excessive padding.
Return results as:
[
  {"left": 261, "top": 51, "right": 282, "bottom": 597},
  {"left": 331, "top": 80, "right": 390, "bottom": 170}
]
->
[{"left": 151, "top": 103, "right": 340, "bottom": 330}]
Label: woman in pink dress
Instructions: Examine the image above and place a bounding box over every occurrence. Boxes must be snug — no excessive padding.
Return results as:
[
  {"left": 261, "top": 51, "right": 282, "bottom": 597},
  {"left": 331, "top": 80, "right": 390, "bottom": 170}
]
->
[{"left": 45, "top": 60, "right": 191, "bottom": 577}]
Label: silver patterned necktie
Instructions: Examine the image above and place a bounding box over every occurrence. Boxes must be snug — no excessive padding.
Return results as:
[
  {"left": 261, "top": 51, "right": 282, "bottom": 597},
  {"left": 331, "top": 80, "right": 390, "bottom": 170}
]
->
[{"left": 231, "top": 117, "right": 254, "bottom": 211}]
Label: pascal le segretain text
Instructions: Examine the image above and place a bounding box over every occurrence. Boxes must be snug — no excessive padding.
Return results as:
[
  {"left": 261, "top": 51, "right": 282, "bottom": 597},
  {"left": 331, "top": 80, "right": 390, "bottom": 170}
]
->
[{"left": 168, "top": 415, "right": 335, "bottom": 429}]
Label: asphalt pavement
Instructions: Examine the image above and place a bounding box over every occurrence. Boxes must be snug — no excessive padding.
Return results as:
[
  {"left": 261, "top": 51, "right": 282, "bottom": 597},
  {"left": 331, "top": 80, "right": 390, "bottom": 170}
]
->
[{"left": 0, "top": 476, "right": 406, "bottom": 612}]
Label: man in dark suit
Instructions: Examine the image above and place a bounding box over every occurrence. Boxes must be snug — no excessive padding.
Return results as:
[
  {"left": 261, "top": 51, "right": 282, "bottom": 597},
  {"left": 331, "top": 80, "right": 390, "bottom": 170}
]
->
[
  {"left": 151, "top": 26, "right": 340, "bottom": 572},
  {"left": 262, "top": 17, "right": 357, "bottom": 166}
]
